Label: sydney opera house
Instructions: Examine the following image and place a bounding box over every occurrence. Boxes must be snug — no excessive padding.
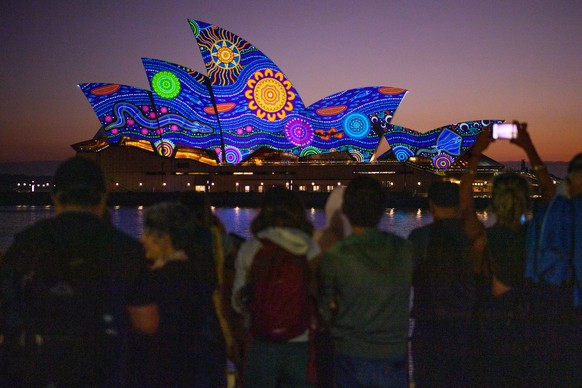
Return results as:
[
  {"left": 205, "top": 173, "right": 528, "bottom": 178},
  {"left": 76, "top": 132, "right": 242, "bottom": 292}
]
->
[{"left": 73, "top": 19, "right": 504, "bottom": 195}]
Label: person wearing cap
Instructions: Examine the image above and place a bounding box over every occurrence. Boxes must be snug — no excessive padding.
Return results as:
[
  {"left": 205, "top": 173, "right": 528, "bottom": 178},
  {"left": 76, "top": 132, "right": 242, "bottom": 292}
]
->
[
  {"left": 0, "top": 156, "right": 159, "bottom": 387},
  {"left": 524, "top": 152, "right": 582, "bottom": 386}
]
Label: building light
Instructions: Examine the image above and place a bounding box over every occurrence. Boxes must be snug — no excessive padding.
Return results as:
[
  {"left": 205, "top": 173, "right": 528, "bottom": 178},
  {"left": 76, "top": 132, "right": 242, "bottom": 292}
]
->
[
  {"left": 417, "top": 181, "right": 421, "bottom": 186},
  {"left": 163, "top": 182, "right": 167, "bottom": 186}
]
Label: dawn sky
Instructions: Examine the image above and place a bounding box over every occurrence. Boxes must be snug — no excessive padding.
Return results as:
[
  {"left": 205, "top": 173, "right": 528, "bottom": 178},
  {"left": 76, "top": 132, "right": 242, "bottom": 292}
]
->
[{"left": 1, "top": 0, "right": 580, "bottom": 163}]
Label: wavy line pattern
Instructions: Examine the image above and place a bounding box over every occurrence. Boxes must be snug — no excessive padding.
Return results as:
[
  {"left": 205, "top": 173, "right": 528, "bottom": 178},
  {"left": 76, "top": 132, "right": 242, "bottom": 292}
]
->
[{"left": 80, "top": 20, "right": 498, "bottom": 166}]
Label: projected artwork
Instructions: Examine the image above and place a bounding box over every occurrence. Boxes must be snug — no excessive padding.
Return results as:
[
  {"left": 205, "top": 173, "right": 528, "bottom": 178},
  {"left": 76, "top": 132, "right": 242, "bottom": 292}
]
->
[
  {"left": 80, "top": 19, "right": 497, "bottom": 167},
  {"left": 382, "top": 120, "right": 502, "bottom": 169}
]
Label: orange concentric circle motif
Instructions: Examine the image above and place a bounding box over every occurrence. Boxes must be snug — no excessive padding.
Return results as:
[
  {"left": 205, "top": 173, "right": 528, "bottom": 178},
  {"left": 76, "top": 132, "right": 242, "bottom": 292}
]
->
[
  {"left": 254, "top": 78, "right": 287, "bottom": 113},
  {"left": 244, "top": 68, "right": 295, "bottom": 122},
  {"left": 218, "top": 47, "right": 234, "bottom": 63}
]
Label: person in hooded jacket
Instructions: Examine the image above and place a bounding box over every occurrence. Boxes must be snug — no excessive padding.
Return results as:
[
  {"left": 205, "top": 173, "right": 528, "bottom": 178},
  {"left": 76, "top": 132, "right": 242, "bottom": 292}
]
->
[{"left": 231, "top": 186, "right": 321, "bottom": 388}]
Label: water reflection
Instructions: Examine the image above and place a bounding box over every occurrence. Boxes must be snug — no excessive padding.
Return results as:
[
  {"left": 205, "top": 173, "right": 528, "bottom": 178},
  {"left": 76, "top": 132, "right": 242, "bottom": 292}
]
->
[{"left": 0, "top": 206, "right": 495, "bottom": 253}]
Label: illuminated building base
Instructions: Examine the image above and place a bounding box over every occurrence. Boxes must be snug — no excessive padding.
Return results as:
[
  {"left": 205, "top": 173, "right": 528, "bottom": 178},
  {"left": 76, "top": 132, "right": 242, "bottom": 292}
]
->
[{"left": 73, "top": 141, "right": 505, "bottom": 197}]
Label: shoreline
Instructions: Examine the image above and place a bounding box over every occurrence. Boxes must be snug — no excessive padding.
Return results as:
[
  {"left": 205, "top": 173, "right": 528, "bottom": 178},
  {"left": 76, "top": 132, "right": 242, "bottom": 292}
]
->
[{"left": 0, "top": 192, "right": 492, "bottom": 209}]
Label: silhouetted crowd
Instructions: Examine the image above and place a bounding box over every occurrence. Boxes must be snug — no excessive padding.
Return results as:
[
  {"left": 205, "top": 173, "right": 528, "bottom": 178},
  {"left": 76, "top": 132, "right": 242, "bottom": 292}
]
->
[{"left": 1, "top": 123, "right": 581, "bottom": 387}]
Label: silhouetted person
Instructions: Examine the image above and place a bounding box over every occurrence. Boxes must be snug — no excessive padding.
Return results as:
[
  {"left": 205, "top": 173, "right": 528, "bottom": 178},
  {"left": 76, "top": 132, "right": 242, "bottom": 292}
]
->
[
  {"left": 318, "top": 175, "right": 413, "bottom": 387},
  {"left": 313, "top": 186, "right": 351, "bottom": 388},
  {"left": 0, "top": 156, "right": 159, "bottom": 387},
  {"left": 461, "top": 122, "right": 555, "bottom": 386},
  {"left": 232, "top": 186, "right": 320, "bottom": 388},
  {"left": 408, "top": 181, "right": 476, "bottom": 387},
  {"left": 524, "top": 152, "right": 582, "bottom": 386},
  {"left": 141, "top": 201, "right": 226, "bottom": 387},
  {"left": 180, "top": 191, "right": 246, "bottom": 382}
]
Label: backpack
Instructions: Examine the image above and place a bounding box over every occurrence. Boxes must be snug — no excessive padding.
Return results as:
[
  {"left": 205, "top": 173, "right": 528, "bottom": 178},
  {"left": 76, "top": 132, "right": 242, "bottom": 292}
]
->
[
  {"left": 247, "top": 239, "right": 311, "bottom": 341},
  {"left": 3, "top": 228, "right": 115, "bottom": 386}
]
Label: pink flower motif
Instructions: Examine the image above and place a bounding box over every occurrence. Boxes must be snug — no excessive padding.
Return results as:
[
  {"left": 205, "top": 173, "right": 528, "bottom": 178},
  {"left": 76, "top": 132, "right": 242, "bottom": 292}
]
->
[{"left": 105, "top": 115, "right": 112, "bottom": 123}]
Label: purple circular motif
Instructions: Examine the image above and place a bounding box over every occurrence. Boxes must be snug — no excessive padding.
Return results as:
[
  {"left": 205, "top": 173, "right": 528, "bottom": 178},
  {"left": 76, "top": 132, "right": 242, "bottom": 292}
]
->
[
  {"left": 284, "top": 118, "right": 314, "bottom": 147},
  {"left": 432, "top": 153, "right": 454, "bottom": 169},
  {"left": 218, "top": 146, "right": 242, "bottom": 164}
]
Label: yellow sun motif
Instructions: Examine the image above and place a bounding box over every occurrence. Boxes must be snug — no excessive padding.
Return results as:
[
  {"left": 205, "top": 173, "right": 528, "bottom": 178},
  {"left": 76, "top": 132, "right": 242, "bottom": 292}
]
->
[
  {"left": 244, "top": 68, "right": 295, "bottom": 122},
  {"left": 210, "top": 40, "right": 241, "bottom": 70}
]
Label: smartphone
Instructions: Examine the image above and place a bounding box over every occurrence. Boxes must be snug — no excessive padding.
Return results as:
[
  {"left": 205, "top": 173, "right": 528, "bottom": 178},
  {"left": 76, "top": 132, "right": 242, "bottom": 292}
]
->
[{"left": 492, "top": 123, "right": 517, "bottom": 140}]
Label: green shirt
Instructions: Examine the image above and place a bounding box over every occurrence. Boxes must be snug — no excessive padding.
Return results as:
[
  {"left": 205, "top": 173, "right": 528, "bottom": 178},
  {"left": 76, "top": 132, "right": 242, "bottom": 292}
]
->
[{"left": 318, "top": 228, "right": 413, "bottom": 359}]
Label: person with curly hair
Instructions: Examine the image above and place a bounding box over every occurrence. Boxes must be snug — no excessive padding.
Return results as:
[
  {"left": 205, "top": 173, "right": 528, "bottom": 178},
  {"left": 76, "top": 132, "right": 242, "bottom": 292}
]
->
[{"left": 460, "top": 122, "right": 554, "bottom": 386}]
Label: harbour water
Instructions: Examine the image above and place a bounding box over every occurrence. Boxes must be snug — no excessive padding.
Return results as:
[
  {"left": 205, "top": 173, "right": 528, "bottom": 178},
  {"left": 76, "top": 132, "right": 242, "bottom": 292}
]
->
[{"left": 0, "top": 205, "right": 494, "bottom": 253}]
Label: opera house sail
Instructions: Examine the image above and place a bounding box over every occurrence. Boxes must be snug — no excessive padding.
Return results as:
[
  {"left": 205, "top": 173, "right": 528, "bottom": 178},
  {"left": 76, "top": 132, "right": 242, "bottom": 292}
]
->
[{"left": 74, "top": 19, "right": 502, "bottom": 194}]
